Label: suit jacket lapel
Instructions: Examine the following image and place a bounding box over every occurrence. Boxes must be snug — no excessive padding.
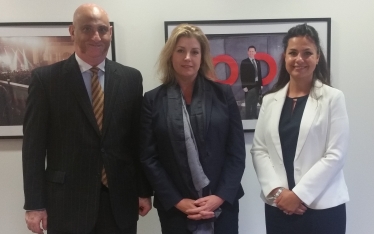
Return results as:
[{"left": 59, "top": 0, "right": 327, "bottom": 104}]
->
[
  {"left": 64, "top": 54, "right": 101, "bottom": 136},
  {"left": 189, "top": 77, "right": 207, "bottom": 164},
  {"left": 101, "top": 59, "right": 121, "bottom": 138},
  {"left": 294, "top": 81, "right": 323, "bottom": 161},
  {"left": 203, "top": 79, "right": 212, "bottom": 137},
  {"left": 270, "top": 83, "right": 289, "bottom": 160},
  {"left": 166, "top": 84, "right": 197, "bottom": 197}
]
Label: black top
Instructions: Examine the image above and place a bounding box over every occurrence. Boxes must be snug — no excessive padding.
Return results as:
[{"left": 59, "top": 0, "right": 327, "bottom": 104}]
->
[
  {"left": 186, "top": 104, "right": 191, "bottom": 115},
  {"left": 279, "top": 95, "right": 308, "bottom": 189}
]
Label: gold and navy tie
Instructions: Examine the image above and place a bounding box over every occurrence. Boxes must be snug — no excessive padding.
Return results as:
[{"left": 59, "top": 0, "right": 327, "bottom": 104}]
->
[{"left": 90, "top": 67, "right": 108, "bottom": 187}]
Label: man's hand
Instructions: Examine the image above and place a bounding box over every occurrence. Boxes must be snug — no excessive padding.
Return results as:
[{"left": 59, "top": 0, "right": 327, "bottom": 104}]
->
[
  {"left": 25, "top": 210, "right": 47, "bottom": 234},
  {"left": 138, "top": 197, "right": 152, "bottom": 216},
  {"left": 275, "top": 189, "right": 303, "bottom": 215},
  {"left": 243, "top": 87, "right": 249, "bottom": 92},
  {"left": 185, "top": 195, "right": 224, "bottom": 220}
]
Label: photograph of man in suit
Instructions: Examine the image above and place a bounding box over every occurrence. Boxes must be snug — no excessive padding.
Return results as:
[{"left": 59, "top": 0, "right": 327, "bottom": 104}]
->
[
  {"left": 240, "top": 45, "right": 263, "bottom": 119},
  {"left": 22, "top": 3, "right": 152, "bottom": 234}
]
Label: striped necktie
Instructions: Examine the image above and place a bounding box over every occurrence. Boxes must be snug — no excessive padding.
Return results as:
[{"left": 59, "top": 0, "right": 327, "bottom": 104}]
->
[{"left": 90, "top": 67, "right": 108, "bottom": 187}]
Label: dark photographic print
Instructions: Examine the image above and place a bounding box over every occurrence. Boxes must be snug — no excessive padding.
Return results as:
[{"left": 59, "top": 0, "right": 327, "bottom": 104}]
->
[
  {"left": 0, "top": 22, "right": 115, "bottom": 138},
  {"left": 0, "top": 36, "right": 74, "bottom": 126}
]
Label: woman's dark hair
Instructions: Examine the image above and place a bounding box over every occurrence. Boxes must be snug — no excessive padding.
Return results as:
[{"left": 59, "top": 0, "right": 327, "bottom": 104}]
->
[{"left": 266, "top": 23, "right": 330, "bottom": 95}]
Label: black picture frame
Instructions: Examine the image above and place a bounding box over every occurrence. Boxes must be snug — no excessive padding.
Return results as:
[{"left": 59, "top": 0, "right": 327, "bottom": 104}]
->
[
  {"left": 0, "top": 22, "right": 116, "bottom": 138},
  {"left": 164, "top": 18, "right": 331, "bottom": 131}
]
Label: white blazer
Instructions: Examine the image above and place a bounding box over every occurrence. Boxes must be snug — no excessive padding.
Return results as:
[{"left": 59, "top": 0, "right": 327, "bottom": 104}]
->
[{"left": 251, "top": 80, "right": 349, "bottom": 209}]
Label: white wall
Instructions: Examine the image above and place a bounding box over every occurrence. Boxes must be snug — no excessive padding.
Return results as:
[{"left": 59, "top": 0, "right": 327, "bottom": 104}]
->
[{"left": 0, "top": 0, "right": 373, "bottom": 233}]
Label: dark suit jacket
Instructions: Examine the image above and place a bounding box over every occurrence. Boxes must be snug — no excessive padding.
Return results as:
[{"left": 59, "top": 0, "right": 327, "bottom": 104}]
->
[
  {"left": 22, "top": 54, "right": 152, "bottom": 233},
  {"left": 139, "top": 78, "right": 245, "bottom": 213},
  {"left": 240, "top": 58, "right": 262, "bottom": 91}
]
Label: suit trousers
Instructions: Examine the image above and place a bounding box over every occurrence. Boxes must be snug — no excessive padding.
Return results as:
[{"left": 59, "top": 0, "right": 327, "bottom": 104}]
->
[
  {"left": 245, "top": 88, "right": 259, "bottom": 119},
  {"left": 48, "top": 185, "right": 137, "bottom": 234},
  {"left": 265, "top": 203, "right": 346, "bottom": 234}
]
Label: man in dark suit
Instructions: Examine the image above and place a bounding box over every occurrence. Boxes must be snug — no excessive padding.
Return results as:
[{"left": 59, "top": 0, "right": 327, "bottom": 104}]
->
[
  {"left": 22, "top": 4, "right": 152, "bottom": 234},
  {"left": 240, "top": 45, "right": 263, "bottom": 119}
]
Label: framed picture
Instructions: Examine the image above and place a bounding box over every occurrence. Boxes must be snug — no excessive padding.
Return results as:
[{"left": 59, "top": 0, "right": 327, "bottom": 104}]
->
[
  {"left": 0, "top": 22, "right": 116, "bottom": 138},
  {"left": 165, "top": 18, "right": 331, "bottom": 131}
]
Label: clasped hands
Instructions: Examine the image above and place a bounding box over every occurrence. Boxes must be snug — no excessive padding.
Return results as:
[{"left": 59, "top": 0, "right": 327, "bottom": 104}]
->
[
  {"left": 175, "top": 195, "right": 224, "bottom": 220},
  {"left": 273, "top": 188, "right": 307, "bottom": 215}
]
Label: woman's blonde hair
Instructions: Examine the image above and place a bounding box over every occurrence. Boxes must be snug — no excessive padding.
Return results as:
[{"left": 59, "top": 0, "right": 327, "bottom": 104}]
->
[{"left": 157, "top": 24, "right": 216, "bottom": 84}]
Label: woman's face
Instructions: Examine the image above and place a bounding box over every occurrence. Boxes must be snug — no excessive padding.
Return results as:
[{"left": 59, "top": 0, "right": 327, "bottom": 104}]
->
[
  {"left": 171, "top": 36, "right": 202, "bottom": 82},
  {"left": 284, "top": 36, "right": 320, "bottom": 82}
]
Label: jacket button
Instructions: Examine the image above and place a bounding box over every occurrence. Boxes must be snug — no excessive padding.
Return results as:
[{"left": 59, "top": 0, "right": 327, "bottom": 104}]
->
[{"left": 101, "top": 148, "right": 105, "bottom": 153}]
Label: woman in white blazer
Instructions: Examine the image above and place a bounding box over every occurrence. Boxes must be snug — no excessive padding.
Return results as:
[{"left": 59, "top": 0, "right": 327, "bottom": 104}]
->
[{"left": 251, "top": 24, "right": 349, "bottom": 234}]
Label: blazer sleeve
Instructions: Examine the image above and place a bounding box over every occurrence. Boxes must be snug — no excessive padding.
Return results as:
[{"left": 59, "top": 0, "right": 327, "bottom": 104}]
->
[
  {"left": 292, "top": 91, "right": 349, "bottom": 205},
  {"left": 214, "top": 85, "right": 246, "bottom": 204},
  {"left": 240, "top": 60, "right": 250, "bottom": 90},
  {"left": 251, "top": 95, "right": 284, "bottom": 198},
  {"left": 22, "top": 69, "right": 48, "bottom": 210},
  {"left": 139, "top": 92, "right": 183, "bottom": 210},
  {"left": 131, "top": 72, "right": 153, "bottom": 198},
  {"left": 257, "top": 60, "right": 263, "bottom": 86}
]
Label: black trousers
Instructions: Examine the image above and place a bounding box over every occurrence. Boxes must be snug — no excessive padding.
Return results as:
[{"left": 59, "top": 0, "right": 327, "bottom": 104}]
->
[
  {"left": 245, "top": 88, "right": 259, "bottom": 119},
  {"left": 156, "top": 200, "right": 239, "bottom": 234},
  {"left": 48, "top": 185, "right": 137, "bottom": 234},
  {"left": 265, "top": 203, "right": 346, "bottom": 234}
]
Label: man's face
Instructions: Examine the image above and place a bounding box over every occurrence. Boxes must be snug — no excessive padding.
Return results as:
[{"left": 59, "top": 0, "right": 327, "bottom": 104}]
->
[
  {"left": 69, "top": 6, "right": 112, "bottom": 66},
  {"left": 247, "top": 48, "right": 256, "bottom": 59}
]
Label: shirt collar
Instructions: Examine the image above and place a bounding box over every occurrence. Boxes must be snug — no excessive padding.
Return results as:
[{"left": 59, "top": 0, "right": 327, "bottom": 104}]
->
[{"left": 75, "top": 53, "right": 106, "bottom": 73}]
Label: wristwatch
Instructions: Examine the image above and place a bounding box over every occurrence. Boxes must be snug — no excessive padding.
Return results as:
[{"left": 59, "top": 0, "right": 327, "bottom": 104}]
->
[{"left": 269, "top": 187, "right": 285, "bottom": 201}]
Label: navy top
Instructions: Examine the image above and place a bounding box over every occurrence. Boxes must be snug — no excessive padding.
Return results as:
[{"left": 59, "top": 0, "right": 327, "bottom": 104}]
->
[
  {"left": 279, "top": 95, "right": 308, "bottom": 189},
  {"left": 186, "top": 104, "right": 191, "bottom": 115}
]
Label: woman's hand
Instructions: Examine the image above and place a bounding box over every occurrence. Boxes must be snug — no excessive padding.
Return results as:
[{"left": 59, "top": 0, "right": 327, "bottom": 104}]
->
[
  {"left": 175, "top": 198, "right": 198, "bottom": 215},
  {"left": 275, "top": 189, "right": 305, "bottom": 215},
  {"left": 185, "top": 195, "right": 224, "bottom": 220},
  {"left": 294, "top": 203, "right": 308, "bottom": 215}
]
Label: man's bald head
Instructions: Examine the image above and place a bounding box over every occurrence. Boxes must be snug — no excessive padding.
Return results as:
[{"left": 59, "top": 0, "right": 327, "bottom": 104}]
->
[
  {"left": 69, "top": 4, "right": 112, "bottom": 66},
  {"left": 73, "top": 4, "right": 110, "bottom": 26}
]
